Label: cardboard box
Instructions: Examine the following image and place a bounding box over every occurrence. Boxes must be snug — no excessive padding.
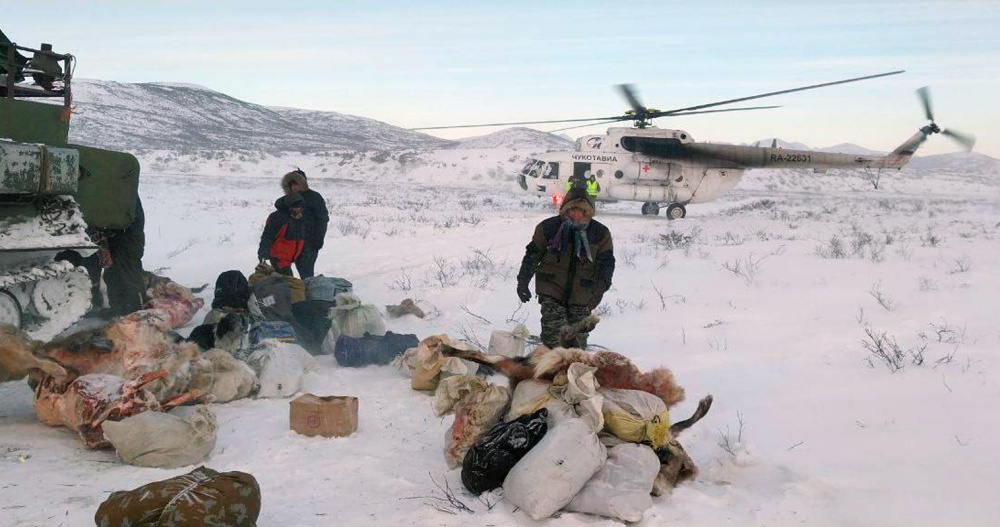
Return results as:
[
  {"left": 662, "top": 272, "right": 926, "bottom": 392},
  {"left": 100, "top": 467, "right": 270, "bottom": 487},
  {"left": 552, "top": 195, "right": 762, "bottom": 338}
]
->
[{"left": 290, "top": 394, "right": 358, "bottom": 438}]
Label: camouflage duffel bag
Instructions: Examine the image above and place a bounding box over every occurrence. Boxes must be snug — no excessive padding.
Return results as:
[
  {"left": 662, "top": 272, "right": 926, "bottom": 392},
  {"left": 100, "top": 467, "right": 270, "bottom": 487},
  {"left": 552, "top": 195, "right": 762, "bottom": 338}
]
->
[{"left": 95, "top": 466, "right": 260, "bottom": 526}]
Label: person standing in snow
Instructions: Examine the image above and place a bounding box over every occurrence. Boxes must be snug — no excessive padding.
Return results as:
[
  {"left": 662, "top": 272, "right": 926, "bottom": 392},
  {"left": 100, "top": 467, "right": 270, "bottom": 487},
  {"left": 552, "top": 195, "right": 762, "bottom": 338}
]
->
[
  {"left": 258, "top": 193, "right": 307, "bottom": 276},
  {"left": 280, "top": 169, "right": 329, "bottom": 278},
  {"left": 103, "top": 196, "right": 147, "bottom": 316},
  {"left": 516, "top": 186, "right": 615, "bottom": 349},
  {"left": 586, "top": 171, "right": 600, "bottom": 200}
]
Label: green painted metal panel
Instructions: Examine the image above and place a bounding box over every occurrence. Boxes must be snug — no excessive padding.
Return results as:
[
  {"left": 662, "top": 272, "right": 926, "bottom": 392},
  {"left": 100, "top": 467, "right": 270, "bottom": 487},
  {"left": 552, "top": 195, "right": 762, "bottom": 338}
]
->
[
  {"left": 0, "top": 98, "right": 69, "bottom": 147},
  {"left": 72, "top": 144, "right": 140, "bottom": 230}
]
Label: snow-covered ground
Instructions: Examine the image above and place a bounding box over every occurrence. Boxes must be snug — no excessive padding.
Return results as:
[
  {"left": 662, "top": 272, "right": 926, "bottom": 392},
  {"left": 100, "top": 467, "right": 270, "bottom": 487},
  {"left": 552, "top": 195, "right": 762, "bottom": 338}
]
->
[{"left": 2, "top": 165, "right": 999, "bottom": 526}]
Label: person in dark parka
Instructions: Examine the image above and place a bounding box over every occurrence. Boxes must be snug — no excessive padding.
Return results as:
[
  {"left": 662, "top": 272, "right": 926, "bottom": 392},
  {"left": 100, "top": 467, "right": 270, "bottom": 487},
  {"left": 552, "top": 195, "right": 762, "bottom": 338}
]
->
[
  {"left": 516, "top": 187, "right": 615, "bottom": 349},
  {"left": 280, "top": 170, "right": 329, "bottom": 278},
  {"left": 104, "top": 197, "right": 147, "bottom": 316}
]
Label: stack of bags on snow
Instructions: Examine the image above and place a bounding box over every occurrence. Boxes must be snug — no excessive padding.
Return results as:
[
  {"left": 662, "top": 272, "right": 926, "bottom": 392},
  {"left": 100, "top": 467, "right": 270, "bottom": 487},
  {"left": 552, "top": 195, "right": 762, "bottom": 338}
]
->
[
  {"left": 396, "top": 331, "right": 707, "bottom": 523},
  {"left": 206, "top": 263, "right": 416, "bottom": 368}
]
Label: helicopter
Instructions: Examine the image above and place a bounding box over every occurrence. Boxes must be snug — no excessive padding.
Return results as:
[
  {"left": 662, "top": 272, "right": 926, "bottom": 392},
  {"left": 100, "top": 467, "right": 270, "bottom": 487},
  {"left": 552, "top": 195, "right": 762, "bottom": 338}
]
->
[{"left": 412, "top": 72, "right": 975, "bottom": 218}]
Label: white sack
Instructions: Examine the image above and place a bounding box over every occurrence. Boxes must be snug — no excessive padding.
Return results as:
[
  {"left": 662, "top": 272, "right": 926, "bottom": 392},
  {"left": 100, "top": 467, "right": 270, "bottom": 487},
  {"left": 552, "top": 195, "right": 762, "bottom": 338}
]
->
[
  {"left": 487, "top": 325, "right": 528, "bottom": 358},
  {"left": 503, "top": 418, "right": 607, "bottom": 520},
  {"left": 188, "top": 349, "right": 258, "bottom": 403},
  {"left": 103, "top": 405, "right": 217, "bottom": 469},
  {"left": 332, "top": 292, "right": 385, "bottom": 339},
  {"left": 246, "top": 341, "right": 318, "bottom": 398},
  {"left": 565, "top": 443, "right": 661, "bottom": 522}
]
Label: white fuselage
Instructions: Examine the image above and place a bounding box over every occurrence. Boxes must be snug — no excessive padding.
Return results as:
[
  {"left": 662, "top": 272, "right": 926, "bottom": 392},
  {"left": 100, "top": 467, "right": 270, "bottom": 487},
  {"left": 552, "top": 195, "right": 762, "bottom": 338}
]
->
[{"left": 518, "top": 127, "right": 745, "bottom": 205}]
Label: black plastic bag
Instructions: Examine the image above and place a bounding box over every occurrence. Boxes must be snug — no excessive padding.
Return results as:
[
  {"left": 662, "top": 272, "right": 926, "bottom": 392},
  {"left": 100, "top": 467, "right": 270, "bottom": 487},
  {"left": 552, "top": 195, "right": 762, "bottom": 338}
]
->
[
  {"left": 461, "top": 408, "right": 549, "bottom": 495},
  {"left": 333, "top": 332, "right": 419, "bottom": 367},
  {"left": 213, "top": 270, "right": 251, "bottom": 310},
  {"left": 292, "top": 299, "right": 336, "bottom": 353}
]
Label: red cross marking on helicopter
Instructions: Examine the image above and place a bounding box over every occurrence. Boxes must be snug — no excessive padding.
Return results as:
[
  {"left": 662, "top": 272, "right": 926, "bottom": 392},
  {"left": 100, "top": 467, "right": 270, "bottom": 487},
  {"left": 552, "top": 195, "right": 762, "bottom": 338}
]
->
[{"left": 642, "top": 165, "right": 650, "bottom": 173}]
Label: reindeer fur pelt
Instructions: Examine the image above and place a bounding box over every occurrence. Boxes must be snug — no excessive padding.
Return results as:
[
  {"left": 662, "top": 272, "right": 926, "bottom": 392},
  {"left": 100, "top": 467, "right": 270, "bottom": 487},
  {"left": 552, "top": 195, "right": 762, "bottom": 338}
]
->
[
  {"left": 440, "top": 315, "right": 685, "bottom": 409},
  {"left": 0, "top": 324, "right": 68, "bottom": 382}
]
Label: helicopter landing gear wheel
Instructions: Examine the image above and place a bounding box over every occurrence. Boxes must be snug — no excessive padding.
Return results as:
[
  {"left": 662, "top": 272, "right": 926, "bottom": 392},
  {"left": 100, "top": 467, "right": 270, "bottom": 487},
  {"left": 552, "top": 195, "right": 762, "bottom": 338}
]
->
[
  {"left": 665, "top": 203, "right": 687, "bottom": 220},
  {"left": 0, "top": 289, "right": 23, "bottom": 329},
  {"left": 641, "top": 202, "right": 660, "bottom": 216}
]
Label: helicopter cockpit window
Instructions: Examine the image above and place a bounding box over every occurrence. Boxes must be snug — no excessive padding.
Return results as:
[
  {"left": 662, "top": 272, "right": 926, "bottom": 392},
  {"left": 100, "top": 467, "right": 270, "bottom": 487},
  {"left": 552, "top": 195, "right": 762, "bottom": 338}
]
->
[
  {"left": 521, "top": 159, "right": 545, "bottom": 178},
  {"left": 542, "top": 162, "right": 559, "bottom": 179}
]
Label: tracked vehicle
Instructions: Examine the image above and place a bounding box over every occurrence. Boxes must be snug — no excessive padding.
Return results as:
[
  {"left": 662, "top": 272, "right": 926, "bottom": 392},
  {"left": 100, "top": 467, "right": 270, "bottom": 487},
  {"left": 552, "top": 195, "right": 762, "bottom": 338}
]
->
[{"left": 1, "top": 29, "right": 141, "bottom": 339}]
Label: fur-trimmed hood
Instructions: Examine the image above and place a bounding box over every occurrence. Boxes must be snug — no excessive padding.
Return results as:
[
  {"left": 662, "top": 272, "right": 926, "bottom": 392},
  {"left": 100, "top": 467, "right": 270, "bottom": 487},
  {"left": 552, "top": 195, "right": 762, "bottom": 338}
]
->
[
  {"left": 281, "top": 171, "right": 309, "bottom": 195},
  {"left": 560, "top": 187, "right": 595, "bottom": 221}
]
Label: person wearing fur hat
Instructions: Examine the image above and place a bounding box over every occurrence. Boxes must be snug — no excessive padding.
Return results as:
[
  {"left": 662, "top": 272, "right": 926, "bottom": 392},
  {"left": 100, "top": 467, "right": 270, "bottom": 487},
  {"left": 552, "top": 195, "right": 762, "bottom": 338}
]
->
[
  {"left": 258, "top": 193, "right": 307, "bottom": 276},
  {"left": 281, "top": 169, "right": 329, "bottom": 278},
  {"left": 516, "top": 187, "right": 615, "bottom": 349}
]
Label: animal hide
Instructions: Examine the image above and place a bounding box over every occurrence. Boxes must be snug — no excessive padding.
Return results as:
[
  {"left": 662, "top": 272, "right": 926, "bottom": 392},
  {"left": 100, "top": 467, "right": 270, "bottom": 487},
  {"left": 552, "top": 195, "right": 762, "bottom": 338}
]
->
[
  {"left": 144, "top": 276, "right": 205, "bottom": 329},
  {"left": 38, "top": 314, "right": 200, "bottom": 399},
  {"left": 441, "top": 343, "right": 686, "bottom": 411},
  {"left": 0, "top": 324, "right": 67, "bottom": 382},
  {"left": 32, "top": 370, "right": 200, "bottom": 449}
]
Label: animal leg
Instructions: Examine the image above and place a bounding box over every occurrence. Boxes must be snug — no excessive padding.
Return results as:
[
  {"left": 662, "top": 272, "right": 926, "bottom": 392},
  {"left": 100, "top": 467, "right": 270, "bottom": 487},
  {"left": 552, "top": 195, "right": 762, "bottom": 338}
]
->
[
  {"left": 670, "top": 395, "right": 713, "bottom": 436},
  {"left": 160, "top": 389, "right": 204, "bottom": 411}
]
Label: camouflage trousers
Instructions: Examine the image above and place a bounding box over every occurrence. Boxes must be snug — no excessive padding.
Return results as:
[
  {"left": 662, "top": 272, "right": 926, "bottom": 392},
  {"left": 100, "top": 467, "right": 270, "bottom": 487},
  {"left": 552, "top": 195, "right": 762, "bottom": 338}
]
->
[{"left": 539, "top": 296, "right": 593, "bottom": 349}]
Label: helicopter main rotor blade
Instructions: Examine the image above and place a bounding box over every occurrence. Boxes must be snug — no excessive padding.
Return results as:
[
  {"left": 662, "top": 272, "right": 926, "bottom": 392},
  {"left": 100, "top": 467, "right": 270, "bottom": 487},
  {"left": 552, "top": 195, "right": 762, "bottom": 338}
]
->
[
  {"left": 548, "top": 119, "right": 625, "bottom": 133},
  {"left": 409, "top": 115, "right": 629, "bottom": 131},
  {"left": 664, "top": 105, "right": 781, "bottom": 117},
  {"left": 916, "top": 86, "right": 934, "bottom": 122},
  {"left": 941, "top": 128, "right": 976, "bottom": 152},
  {"left": 616, "top": 84, "right": 647, "bottom": 114},
  {"left": 647, "top": 70, "right": 905, "bottom": 118}
]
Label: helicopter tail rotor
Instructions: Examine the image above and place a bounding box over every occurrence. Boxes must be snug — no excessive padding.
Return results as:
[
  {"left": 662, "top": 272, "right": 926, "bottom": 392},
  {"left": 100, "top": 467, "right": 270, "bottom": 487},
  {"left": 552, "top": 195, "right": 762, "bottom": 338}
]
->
[{"left": 915, "top": 86, "right": 975, "bottom": 152}]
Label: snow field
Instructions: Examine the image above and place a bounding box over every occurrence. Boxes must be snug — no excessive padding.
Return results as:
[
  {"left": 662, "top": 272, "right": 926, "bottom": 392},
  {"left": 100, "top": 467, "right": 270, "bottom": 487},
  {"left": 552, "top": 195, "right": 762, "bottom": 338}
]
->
[{"left": 2, "top": 170, "right": 999, "bottom": 526}]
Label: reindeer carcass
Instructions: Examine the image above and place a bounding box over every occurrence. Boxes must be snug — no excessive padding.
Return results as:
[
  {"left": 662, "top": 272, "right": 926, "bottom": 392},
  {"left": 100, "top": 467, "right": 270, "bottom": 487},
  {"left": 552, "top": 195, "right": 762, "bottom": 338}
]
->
[{"left": 33, "top": 369, "right": 200, "bottom": 449}]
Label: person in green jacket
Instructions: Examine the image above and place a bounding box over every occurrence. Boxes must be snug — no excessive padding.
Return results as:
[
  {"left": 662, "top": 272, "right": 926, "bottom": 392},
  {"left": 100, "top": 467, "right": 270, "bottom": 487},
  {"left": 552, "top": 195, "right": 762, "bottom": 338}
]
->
[{"left": 516, "top": 187, "right": 615, "bottom": 349}]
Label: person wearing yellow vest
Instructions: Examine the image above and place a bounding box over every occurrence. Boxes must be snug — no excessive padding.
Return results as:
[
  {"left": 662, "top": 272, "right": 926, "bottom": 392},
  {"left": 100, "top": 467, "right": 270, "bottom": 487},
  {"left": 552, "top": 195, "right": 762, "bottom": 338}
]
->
[{"left": 586, "top": 172, "right": 600, "bottom": 199}]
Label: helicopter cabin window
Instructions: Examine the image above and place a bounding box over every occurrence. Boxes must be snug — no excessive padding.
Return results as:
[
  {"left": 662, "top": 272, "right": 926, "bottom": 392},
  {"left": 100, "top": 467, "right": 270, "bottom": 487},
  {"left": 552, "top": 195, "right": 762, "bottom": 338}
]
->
[
  {"left": 522, "top": 159, "right": 545, "bottom": 178},
  {"left": 620, "top": 136, "right": 683, "bottom": 156},
  {"left": 541, "top": 162, "right": 559, "bottom": 179},
  {"left": 596, "top": 169, "right": 605, "bottom": 179},
  {"left": 614, "top": 170, "right": 624, "bottom": 179}
]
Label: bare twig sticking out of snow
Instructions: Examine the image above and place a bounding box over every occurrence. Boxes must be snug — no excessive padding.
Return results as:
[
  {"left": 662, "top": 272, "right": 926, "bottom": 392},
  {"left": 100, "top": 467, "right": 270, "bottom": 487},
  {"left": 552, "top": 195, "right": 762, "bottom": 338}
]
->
[
  {"left": 868, "top": 281, "right": 896, "bottom": 311},
  {"left": 718, "top": 411, "right": 746, "bottom": 457},
  {"left": 933, "top": 348, "right": 959, "bottom": 368},
  {"left": 505, "top": 302, "right": 529, "bottom": 325},
  {"left": 387, "top": 268, "right": 413, "bottom": 292},
  {"left": 651, "top": 282, "right": 685, "bottom": 311},
  {"left": 460, "top": 305, "right": 492, "bottom": 325},
  {"left": 166, "top": 238, "right": 198, "bottom": 259},
  {"left": 927, "top": 319, "right": 967, "bottom": 344},
  {"left": 949, "top": 256, "right": 972, "bottom": 274},
  {"left": 401, "top": 473, "right": 475, "bottom": 515},
  {"left": 721, "top": 253, "right": 766, "bottom": 286}
]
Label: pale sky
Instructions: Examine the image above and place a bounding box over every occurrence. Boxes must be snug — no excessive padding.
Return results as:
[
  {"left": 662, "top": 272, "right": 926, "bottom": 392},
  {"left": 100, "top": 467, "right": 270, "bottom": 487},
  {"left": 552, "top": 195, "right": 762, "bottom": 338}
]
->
[{"left": 6, "top": 0, "right": 999, "bottom": 156}]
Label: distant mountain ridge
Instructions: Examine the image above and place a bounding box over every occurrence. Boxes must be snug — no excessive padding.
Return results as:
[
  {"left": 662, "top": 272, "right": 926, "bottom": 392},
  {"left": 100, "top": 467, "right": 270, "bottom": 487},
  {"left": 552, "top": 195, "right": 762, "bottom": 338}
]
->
[
  {"left": 68, "top": 79, "right": 453, "bottom": 153},
  {"left": 455, "top": 127, "right": 574, "bottom": 150}
]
